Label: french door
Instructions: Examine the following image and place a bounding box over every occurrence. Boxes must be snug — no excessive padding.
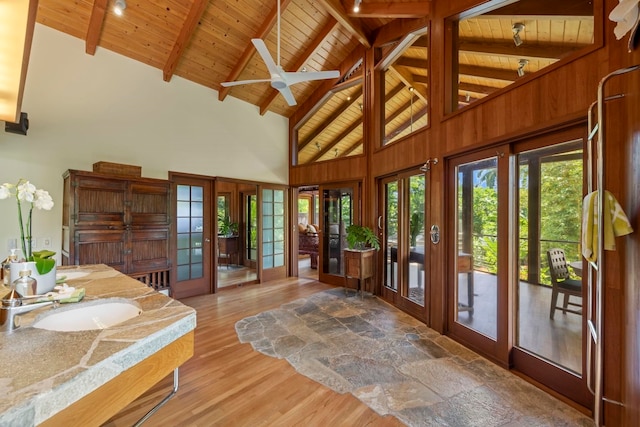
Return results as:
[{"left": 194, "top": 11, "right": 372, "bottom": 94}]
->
[
  {"left": 318, "top": 182, "right": 360, "bottom": 286},
  {"left": 447, "top": 127, "right": 590, "bottom": 407},
  {"left": 379, "top": 169, "right": 428, "bottom": 320},
  {"left": 171, "top": 175, "right": 213, "bottom": 299}
]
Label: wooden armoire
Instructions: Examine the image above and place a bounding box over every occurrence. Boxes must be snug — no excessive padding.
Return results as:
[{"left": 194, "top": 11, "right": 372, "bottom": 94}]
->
[{"left": 62, "top": 163, "right": 171, "bottom": 293}]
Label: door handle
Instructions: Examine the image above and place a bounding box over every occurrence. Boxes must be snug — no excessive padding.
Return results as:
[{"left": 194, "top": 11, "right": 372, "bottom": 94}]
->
[{"left": 430, "top": 225, "right": 440, "bottom": 244}]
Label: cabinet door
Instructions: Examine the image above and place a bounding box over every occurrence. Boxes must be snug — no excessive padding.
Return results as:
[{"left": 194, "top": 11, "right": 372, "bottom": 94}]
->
[
  {"left": 73, "top": 176, "right": 127, "bottom": 227},
  {"left": 74, "top": 229, "right": 127, "bottom": 272},
  {"left": 129, "top": 182, "right": 170, "bottom": 227},
  {"left": 130, "top": 228, "right": 170, "bottom": 274}
]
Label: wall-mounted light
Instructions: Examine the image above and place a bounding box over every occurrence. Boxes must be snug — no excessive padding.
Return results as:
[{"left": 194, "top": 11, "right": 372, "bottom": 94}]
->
[
  {"left": 512, "top": 23, "right": 525, "bottom": 47},
  {"left": 517, "top": 58, "right": 529, "bottom": 77},
  {"left": 114, "top": 0, "right": 127, "bottom": 16},
  {"left": 353, "top": 0, "right": 362, "bottom": 13}
]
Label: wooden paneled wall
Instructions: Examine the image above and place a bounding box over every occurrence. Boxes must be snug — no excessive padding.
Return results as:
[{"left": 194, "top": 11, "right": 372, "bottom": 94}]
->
[{"left": 289, "top": 0, "right": 639, "bottom": 423}]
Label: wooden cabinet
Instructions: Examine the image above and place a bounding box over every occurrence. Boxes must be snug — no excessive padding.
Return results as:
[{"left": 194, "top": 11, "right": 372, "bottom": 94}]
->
[{"left": 62, "top": 169, "right": 171, "bottom": 292}]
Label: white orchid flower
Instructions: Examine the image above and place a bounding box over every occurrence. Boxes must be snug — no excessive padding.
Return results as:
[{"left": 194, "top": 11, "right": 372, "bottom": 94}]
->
[
  {"left": 0, "top": 183, "right": 12, "bottom": 200},
  {"left": 34, "top": 189, "right": 54, "bottom": 210},
  {"left": 17, "top": 181, "right": 36, "bottom": 203}
]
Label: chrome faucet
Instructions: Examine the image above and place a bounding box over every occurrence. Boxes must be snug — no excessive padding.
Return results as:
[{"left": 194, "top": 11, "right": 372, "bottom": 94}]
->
[{"left": 1, "top": 290, "right": 54, "bottom": 332}]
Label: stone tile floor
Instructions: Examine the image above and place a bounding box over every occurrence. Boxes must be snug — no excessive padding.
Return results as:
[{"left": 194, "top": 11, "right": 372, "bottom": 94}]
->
[{"left": 235, "top": 288, "right": 594, "bottom": 427}]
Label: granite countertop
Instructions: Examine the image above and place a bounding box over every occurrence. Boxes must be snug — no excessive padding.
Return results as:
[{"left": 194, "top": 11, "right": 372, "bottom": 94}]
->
[{"left": 0, "top": 264, "right": 197, "bottom": 426}]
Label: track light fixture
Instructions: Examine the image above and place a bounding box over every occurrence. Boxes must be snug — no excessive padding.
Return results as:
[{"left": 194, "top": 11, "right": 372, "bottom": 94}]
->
[
  {"left": 517, "top": 59, "right": 529, "bottom": 77},
  {"left": 114, "top": 0, "right": 127, "bottom": 16},
  {"left": 512, "top": 23, "right": 525, "bottom": 46},
  {"left": 353, "top": 0, "right": 361, "bottom": 13}
]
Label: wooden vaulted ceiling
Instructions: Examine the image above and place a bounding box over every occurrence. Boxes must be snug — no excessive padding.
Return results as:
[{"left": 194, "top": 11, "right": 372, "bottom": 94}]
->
[{"left": 33, "top": 0, "right": 593, "bottom": 163}]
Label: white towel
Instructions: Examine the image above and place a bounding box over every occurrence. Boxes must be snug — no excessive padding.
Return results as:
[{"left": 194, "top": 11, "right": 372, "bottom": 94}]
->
[
  {"left": 609, "top": 0, "right": 640, "bottom": 40},
  {"left": 581, "top": 190, "right": 634, "bottom": 262}
]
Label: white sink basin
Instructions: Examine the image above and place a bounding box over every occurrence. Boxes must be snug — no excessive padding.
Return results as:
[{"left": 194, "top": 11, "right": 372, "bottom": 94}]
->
[{"left": 32, "top": 299, "right": 142, "bottom": 332}]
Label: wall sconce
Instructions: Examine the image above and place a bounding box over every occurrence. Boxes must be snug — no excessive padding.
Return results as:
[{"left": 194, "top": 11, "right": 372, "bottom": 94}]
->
[
  {"left": 517, "top": 58, "right": 529, "bottom": 77},
  {"left": 114, "top": 0, "right": 127, "bottom": 16},
  {"left": 0, "top": 1, "right": 38, "bottom": 123},
  {"left": 512, "top": 23, "right": 525, "bottom": 46},
  {"left": 353, "top": 0, "right": 361, "bottom": 13}
]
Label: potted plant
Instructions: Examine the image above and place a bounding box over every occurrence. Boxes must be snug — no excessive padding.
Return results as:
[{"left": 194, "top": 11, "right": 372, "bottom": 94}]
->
[
  {"left": 218, "top": 215, "right": 239, "bottom": 236},
  {"left": 345, "top": 224, "right": 380, "bottom": 251},
  {"left": 344, "top": 224, "right": 379, "bottom": 294}
]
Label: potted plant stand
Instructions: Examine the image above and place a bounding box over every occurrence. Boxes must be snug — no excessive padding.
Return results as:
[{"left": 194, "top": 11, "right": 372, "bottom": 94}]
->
[
  {"left": 344, "top": 248, "right": 375, "bottom": 298},
  {"left": 344, "top": 224, "right": 380, "bottom": 299}
]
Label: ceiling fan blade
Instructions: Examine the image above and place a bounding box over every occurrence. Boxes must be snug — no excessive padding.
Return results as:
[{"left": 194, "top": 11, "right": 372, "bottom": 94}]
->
[
  {"left": 284, "top": 70, "right": 340, "bottom": 85},
  {"left": 251, "top": 39, "right": 280, "bottom": 76},
  {"left": 277, "top": 86, "right": 297, "bottom": 106},
  {"left": 220, "top": 79, "right": 271, "bottom": 87}
]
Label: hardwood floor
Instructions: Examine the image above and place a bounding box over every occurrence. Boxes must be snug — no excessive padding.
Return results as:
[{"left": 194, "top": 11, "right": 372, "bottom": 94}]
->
[{"left": 103, "top": 278, "right": 403, "bottom": 426}]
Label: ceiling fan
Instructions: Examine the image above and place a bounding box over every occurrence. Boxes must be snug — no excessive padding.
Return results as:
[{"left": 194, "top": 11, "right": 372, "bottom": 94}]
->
[{"left": 220, "top": 0, "right": 340, "bottom": 106}]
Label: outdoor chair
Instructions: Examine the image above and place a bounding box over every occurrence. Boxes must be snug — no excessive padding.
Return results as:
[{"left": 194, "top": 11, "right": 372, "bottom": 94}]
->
[{"left": 547, "top": 248, "right": 583, "bottom": 319}]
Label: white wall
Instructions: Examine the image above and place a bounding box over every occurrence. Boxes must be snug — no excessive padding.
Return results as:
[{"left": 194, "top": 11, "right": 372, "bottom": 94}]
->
[{"left": 0, "top": 24, "right": 289, "bottom": 263}]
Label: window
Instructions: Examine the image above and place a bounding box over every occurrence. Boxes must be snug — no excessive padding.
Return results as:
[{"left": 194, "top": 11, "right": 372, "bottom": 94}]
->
[
  {"left": 448, "top": 0, "right": 595, "bottom": 111},
  {"left": 378, "top": 28, "right": 429, "bottom": 146}
]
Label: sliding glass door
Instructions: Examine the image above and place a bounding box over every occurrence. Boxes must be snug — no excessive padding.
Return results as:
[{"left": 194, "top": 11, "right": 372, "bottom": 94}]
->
[
  {"left": 380, "top": 169, "right": 428, "bottom": 318},
  {"left": 447, "top": 128, "right": 589, "bottom": 406}
]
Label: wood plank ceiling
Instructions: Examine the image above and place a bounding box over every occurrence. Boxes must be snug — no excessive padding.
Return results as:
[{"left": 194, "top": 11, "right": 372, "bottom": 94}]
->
[{"left": 33, "top": 0, "right": 593, "bottom": 163}]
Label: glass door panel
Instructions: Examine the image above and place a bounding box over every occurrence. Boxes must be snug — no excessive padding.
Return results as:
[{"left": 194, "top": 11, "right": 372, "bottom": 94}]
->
[
  {"left": 516, "top": 142, "right": 583, "bottom": 374},
  {"left": 406, "top": 173, "right": 425, "bottom": 306},
  {"left": 172, "top": 177, "right": 212, "bottom": 299},
  {"left": 319, "top": 183, "right": 359, "bottom": 286},
  {"left": 246, "top": 194, "right": 257, "bottom": 263},
  {"left": 384, "top": 180, "right": 399, "bottom": 291},
  {"left": 455, "top": 157, "right": 498, "bottom": 340}
]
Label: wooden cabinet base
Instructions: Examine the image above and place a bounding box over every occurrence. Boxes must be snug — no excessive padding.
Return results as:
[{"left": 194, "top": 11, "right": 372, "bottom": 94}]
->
[{"left": 40, "top": 331, "right": 194, "bottom": 427}]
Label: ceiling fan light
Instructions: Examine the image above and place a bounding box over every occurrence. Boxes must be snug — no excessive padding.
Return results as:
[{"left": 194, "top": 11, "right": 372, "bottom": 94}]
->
[{"left": 114, "top": 0, "right": 126, "bottom": 16}]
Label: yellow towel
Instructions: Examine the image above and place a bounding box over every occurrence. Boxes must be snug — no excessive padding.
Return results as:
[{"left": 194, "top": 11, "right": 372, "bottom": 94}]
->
[{"left": 582, "top": 190, "right": 634, "bottom": 262}]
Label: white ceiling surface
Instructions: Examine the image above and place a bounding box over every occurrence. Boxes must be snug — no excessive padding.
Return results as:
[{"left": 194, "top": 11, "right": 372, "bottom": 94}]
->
[{"left": 0, "top": 24, "right": 289, "bottom": 183}]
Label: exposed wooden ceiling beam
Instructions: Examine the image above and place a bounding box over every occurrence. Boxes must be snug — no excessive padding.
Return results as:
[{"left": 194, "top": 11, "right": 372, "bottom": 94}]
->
[
  {"left": 484, "top": 0, "right": 593, "bottom": 17},
  {"left": 459, "top": 39, "right": 585, "bottom": 60},
  {"left": 317, "top": 0, "right": 371, "bottom": 48},
  {"left": 412, "top": 74, "right": 428, "bottom": 85},
  {"left": 218, "top": 0, "right": 293, "bottom": 102},
  {"left": 373, "top": 16, "right": 430, "bottom": 47},
  {"left": 389, "top": 65, "right": 427, "bottom": 103},
  {"left": 342, "top": 140, "right": 362, "bottom": 156},
  {"left": 459, "top": 64, "right": 517, "bottom": 82},
  {"left": 85, "top": 0, "right": 108, "bottom": 55},
  {"left": 163, "top": 0, "right": 208, "bottom": 82},
  {"left": 259, "top": 18, "right": 340, "bottom": 115},
  {"left": 395, "top": 57, "right": 428, "bottom": 69},
  {"left": 298, "top": 86, "right": 363, "bottom": 151},
  {"left": 347, "top": 1, "right": 430, "bottom": 18}
]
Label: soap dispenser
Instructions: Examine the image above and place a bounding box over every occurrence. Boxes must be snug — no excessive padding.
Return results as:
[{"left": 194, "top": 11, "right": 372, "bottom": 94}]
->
[
  {"left": 1, "top": 249, "right": 18, "bottom": 287},
  {"left": 12, "top": 269, "right": 37, "bottom": 297}
]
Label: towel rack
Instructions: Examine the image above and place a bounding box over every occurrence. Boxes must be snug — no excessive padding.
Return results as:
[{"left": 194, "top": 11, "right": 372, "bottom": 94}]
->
[{"left": 585, "top": 64, "right": 640, "bottom": 426}]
